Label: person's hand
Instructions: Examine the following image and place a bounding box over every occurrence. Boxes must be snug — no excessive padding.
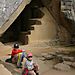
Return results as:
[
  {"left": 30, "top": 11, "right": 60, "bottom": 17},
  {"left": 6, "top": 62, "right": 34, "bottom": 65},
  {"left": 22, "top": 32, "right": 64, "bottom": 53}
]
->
[{"left": 22, "top": 49, "right": 25, "bottom": 52}]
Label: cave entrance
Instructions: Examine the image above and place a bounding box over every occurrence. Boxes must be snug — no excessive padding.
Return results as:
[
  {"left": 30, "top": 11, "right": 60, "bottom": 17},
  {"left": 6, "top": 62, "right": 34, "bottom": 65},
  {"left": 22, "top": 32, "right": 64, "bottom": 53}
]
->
[{"left": 0, "top": 0, "right": 43, "bottom": 45}]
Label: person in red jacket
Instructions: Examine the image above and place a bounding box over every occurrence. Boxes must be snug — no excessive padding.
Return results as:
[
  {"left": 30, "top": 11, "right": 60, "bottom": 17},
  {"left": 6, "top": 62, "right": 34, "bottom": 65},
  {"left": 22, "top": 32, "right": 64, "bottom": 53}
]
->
[
  {"left": 11, "top": 43, "right": 23, "bottom": 64},
  {"left": 11, "top": 43, "right": 22, "bottom": 58}
]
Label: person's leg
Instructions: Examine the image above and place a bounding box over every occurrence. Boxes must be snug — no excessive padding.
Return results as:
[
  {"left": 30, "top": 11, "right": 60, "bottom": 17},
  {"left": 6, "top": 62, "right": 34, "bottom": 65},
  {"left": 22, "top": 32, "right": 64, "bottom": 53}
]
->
[
  {"left": 12, "top": 55, "right": 18, "bottom": 64},
  {"left": 34, "top": 64, "right": 39, "bottom": 75}
]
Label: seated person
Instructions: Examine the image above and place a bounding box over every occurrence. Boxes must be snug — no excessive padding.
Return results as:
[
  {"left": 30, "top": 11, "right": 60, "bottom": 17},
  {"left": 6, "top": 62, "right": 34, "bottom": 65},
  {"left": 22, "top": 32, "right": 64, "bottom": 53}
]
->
[
  {"left": 11, "top": 43, "right": 26, "bottom": 67},
  {"left": 22, "top": 52, "right": 39, "bottom": 75}
]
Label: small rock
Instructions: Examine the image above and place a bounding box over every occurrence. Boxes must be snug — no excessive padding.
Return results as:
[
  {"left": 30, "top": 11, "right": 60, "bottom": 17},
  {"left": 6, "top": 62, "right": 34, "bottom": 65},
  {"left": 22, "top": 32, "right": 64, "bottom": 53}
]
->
[
  {"left": 63, "top": 61, "right": 72, "bottom": 66},
  {"left": 53, "top": 63, "right": 71, "bottom": 71},
  {"left": 56, "top": 51, "right": 69, "bottom": 55},
  {"left": 39, "top": 57, "right": 46, "bottom": 61},
  {"left": 44, "top": 55, "right": 54, "bottom": 60},
  {"left": 71, "top": 62, "right": 75, "bottom": 68}
]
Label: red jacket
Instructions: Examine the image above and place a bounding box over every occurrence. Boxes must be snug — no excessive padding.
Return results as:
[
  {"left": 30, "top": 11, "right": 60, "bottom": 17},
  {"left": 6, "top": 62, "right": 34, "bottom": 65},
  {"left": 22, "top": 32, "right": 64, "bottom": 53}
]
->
[{"left": 11, "top": 49, "right": 22, "bottom": 56}]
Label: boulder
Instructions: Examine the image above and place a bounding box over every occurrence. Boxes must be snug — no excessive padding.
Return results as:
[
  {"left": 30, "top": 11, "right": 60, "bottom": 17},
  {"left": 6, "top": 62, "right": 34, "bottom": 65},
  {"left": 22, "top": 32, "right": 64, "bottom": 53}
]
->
[
  {"left": 71, "top": 62, "right": 75, "bottom": 68},
  {"left": 53, "top": 63, "right": 71, "bottom": 71}
]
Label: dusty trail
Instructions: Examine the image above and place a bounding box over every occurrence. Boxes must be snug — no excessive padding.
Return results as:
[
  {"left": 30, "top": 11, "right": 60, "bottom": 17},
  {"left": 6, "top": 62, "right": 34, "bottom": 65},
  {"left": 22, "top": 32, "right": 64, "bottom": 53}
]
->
[{"left": 0, "top": 42, "right": 75, "bottom": 75}]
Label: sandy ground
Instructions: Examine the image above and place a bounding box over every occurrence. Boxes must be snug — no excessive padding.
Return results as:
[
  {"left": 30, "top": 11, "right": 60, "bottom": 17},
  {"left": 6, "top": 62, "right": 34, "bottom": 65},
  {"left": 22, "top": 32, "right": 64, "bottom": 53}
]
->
[{"left": 0, "top": 43, "right": 75, "bottom": 75}]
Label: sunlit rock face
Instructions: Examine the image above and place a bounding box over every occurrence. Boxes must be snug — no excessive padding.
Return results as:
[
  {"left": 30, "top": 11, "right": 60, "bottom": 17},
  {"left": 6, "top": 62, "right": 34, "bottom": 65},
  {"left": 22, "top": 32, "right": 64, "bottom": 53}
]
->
[
  {"left": 61, "top": 0, "right": 75, "bottom": 21},
  {"left": 0, "top": 0, "right": 23, "bottom": 27}
]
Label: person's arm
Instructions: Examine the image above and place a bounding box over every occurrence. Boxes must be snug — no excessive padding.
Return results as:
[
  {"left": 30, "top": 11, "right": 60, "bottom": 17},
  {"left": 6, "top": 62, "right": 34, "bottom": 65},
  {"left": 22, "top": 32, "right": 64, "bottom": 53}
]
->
[
  {"left": 17, "top": 49, "right": 22, "bottom": 53},
  {"left": 33, "top": 62, "right": 39, "bottom": 71}
]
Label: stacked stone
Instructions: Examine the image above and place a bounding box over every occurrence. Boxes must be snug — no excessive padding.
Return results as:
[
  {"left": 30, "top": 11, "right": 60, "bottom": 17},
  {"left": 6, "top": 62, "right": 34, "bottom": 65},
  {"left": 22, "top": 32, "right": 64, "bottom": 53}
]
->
[
  {"left": 0, "top": 0, "right": 23, "bottom": 27},
  {"left": 41, "top": 51, "right": 75, "bottom": 71}
]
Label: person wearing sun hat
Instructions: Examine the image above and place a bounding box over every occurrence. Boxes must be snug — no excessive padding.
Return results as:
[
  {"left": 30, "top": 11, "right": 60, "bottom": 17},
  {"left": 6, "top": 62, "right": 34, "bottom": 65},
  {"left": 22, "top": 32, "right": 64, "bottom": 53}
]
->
[{"left": 22, "top": 52, "right": 39, "bottom": 75}]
